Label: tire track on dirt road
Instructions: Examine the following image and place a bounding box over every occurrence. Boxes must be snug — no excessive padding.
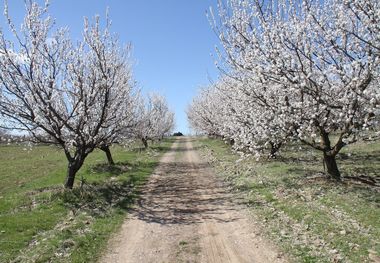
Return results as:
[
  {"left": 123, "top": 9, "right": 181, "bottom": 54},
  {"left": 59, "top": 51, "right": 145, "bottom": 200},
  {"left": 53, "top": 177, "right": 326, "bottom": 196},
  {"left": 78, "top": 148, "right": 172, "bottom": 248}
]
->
[{"left": 100, "top": 137, "right": 286, "bottom": 263}]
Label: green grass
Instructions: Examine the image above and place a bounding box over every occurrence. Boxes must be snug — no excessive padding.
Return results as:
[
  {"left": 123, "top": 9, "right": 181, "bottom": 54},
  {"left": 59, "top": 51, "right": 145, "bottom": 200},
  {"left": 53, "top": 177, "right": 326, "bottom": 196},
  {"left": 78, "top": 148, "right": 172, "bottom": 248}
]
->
[
  {"left": 196, "top": 137, "right": 380, "bottom": 263},
  {"left": 0, "top": 138, "right": 174, "bottom": 263}
]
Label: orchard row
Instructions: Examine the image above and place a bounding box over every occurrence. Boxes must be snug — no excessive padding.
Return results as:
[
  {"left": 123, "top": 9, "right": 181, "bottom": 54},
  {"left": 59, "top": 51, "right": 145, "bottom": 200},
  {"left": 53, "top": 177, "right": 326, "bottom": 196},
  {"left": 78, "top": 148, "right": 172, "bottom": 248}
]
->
[
  {"left": 0, "top": 2, "right": 174, "bottom": 188},
  {"left": 188, "top": 0, "right": 380, "bottom": 179}
]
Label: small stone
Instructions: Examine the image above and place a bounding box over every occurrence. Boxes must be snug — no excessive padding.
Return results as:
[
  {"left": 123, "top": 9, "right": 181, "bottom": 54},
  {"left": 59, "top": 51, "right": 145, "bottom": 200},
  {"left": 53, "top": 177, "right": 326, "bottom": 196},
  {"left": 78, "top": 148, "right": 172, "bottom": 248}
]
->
[
  {"left": 333, "top": 254, "right": 344, "bottom": 262},
  {"left": 368, "top": 253, "right": 380, "bottom": 262},
  {"left": 368, "top": 249, "right": 377, "bottom": 254}
]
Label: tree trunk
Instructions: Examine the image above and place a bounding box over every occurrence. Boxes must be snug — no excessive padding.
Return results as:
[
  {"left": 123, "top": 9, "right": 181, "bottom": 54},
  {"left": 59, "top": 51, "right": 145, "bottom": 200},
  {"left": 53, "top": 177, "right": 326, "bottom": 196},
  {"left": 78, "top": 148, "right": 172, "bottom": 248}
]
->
[
  {"left": 323, "top": 152, "right": 341, "bottom": 180},
  {"left": 268, "top": 142, "right": 282, "bottom": 158},
  {"left": 142, "top": 138, "right": 148, "bottom": 149},
  {"left": 64, "top": 160, "right": 81, "bottom": 189},
  {"left": 319, "top": 130, "right": 341, "bottom": 181},
  {"left": 100, "top": 145, "right": 115, "bottom": 165}
]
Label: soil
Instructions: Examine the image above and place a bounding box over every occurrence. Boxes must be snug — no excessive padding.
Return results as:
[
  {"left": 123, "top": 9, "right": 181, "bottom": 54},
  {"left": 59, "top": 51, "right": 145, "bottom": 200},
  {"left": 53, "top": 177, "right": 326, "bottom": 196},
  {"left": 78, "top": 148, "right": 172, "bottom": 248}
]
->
[{"left": 100, "top": 137, "right": 287, "bottom": 263}]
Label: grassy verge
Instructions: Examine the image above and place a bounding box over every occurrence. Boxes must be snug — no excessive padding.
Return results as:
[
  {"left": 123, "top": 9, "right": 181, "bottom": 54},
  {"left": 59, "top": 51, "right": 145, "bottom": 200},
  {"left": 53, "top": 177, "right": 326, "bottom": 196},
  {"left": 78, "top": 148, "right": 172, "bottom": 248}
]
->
[
  {"left": 196, "top": 137, "right": 380, "bottom": 263},
  {"left": 0, "top": 138, "right": 174, "bottom": 263}
]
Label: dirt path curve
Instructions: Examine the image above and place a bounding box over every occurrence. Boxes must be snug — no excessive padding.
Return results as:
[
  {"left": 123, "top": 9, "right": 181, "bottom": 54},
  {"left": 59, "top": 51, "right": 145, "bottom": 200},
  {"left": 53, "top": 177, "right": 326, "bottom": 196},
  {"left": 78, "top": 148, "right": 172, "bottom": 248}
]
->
[{"left": 100, "top": 137, "right": 286, "bottom": 263}]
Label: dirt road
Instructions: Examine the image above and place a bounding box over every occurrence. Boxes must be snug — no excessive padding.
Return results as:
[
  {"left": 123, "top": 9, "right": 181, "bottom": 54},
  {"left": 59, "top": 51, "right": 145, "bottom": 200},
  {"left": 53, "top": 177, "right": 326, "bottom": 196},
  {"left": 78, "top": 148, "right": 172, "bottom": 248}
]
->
[{"left": 100, "top": 137, "right": 286, "bottom": 263}]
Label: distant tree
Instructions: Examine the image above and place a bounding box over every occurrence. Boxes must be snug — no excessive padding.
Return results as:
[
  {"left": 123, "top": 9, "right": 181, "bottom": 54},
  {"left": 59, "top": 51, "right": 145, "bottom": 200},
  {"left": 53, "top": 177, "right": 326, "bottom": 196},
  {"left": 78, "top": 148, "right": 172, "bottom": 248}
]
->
[
  {"left": 187, "top": 77, "right": 286, "bottom": 158},
  {"left": 0, "top": 1, "right": 137, "bottom": 188},
  {"left": 187, "top": 86, "right": 224, "bottom": 138},
  {"left": 133, "top": 94, "right": 175, "bottom": 148},
  {"left": 173, "top": 132, "right": 183, "bottom": 136}
]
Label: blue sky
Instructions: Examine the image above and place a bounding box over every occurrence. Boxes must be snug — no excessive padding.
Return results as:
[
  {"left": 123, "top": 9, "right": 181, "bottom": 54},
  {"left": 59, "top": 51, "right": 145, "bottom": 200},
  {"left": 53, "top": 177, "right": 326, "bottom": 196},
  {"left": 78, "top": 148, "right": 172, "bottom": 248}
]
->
[{"left": 1, "top": 0, "right": 221, "bottom": 134}]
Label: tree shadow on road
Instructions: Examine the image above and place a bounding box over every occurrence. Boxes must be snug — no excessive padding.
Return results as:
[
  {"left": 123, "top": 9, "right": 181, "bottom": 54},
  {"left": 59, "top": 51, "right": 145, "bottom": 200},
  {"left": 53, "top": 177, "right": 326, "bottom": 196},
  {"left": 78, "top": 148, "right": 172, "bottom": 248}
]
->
[{"left": 130, "top": 161, "right": 244, "bottom": 225}]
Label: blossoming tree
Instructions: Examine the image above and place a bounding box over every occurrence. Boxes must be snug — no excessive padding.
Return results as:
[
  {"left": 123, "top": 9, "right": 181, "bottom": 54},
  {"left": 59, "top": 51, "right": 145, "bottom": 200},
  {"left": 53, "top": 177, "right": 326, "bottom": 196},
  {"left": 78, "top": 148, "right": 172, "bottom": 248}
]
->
[
  {"left": 0, "top": 1, "right": 137, "bottom": 188},
  {"left": 133, "top": 93, "right": 175, "bottom": 148}
]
